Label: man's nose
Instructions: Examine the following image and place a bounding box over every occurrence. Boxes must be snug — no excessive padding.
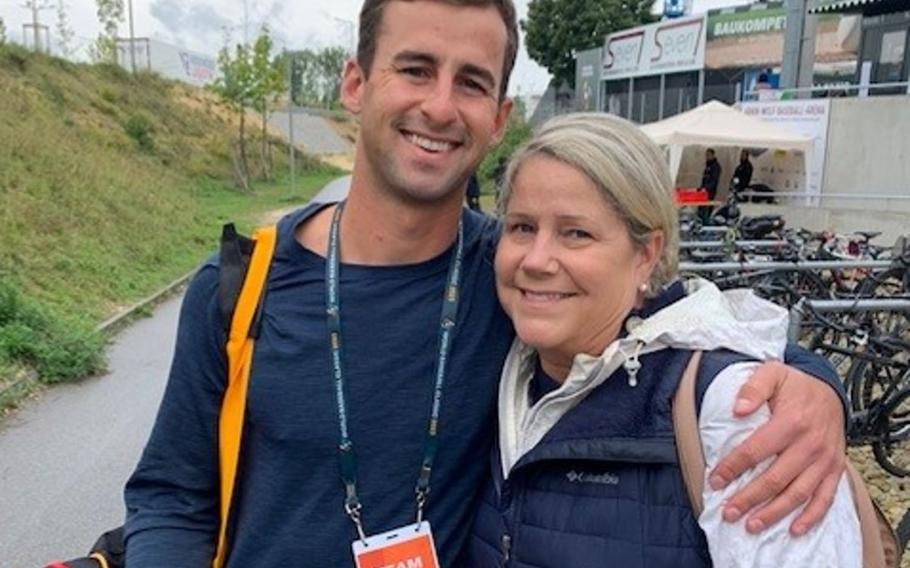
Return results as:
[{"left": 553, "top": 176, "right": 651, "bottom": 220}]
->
[{"left": 420, "top": 78, "right": 458, "bottom": 126}]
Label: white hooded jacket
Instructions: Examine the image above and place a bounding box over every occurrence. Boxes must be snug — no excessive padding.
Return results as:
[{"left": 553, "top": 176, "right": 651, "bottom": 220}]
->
[{"left": 497, "top": 278, "right": 862, "bottom": 568}]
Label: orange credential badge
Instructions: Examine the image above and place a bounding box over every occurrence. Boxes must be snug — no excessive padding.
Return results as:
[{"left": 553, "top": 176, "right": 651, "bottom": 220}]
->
[{"left": 352, "top": 522, "right": 440, "bottom": 568}]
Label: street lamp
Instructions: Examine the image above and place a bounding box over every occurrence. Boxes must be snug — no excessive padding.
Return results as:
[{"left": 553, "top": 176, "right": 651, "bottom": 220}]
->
[{"left": 272, "top": 37, "right": 297, "bottom": 198}]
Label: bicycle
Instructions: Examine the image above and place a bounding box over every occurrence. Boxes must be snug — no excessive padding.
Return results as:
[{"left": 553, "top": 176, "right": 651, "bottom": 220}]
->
[{"left": 791, "top": 300, "right": 910, "bottom": 477}]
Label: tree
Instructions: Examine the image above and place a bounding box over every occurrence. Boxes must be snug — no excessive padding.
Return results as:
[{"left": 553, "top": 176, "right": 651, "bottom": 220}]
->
[
  {"left": 0, "top": 17, "right": 6, "bottom": 46},
  {"left": 478, "top": 95, "right": 532, "bottom": 198},
  {"left": 55, "top": 0, "right": 76, "bottom": 57},
  {"left": 288, "top": 49, "right": 319, "bottom": 105},
  {"left": 522, "top": 0, "right": 656, "bottom": 88},
  {"left": 214, "top": 42, "right": 256, "bottom": 190},
  {"left": 214, "top": 28, "right": 287, "bottom": 190},
  {"left": 91, "top": 0, "right": 124, "bottom": 63},
  {"left": 316, "top": 46, "right": 346, "bottom": 108},
  {"left": 249, "top": 28, "right": 286, "bottom": 181},
  {"left": 286, "top": 46, "right": 346, "bottom": 108}
]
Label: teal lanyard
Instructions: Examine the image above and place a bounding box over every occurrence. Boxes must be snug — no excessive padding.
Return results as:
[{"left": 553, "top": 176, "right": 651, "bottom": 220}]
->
[{"left": 326, "top": 201, "right": 464, "bottom": 541}]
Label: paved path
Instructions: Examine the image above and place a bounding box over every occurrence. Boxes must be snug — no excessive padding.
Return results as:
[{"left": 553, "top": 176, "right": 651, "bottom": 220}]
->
[
  {"left": 0, "top": 295, "right": 182, "bottom": 567},
  {"left": 269, "top": 110, "right": 353, "bottom": 155}
]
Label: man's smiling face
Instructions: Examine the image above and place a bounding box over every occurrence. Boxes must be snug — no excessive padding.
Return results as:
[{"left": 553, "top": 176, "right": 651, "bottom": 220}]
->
[{"left": 341, "top": 0, "right": 512, "bottom": 205}]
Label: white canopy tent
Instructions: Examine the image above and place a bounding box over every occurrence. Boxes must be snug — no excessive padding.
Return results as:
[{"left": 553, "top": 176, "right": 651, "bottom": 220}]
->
[{"left": 639, "top": 101, "right": 814, "bottom": 194}]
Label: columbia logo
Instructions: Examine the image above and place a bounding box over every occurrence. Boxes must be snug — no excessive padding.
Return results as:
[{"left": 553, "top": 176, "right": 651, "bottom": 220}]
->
[{"left": 566, "top": 470, "right": 619, "bottom": 485}]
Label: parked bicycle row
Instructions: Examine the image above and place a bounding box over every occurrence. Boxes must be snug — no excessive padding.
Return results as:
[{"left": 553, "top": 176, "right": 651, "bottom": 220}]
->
[{"left": 678, "top": 207, "right": 910, "bottom": 478}]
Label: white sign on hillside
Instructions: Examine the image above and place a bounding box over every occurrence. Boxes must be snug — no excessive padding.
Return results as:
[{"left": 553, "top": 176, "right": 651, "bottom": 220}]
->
[
  {"left": 602, "top": 15, "right": 707, "bottom": 80},
  {"left": 116, "top": 38, "right": 219, "bottom": 88},
  {"left": 741, "top": 100, "right": 831, "bottom": 201}
]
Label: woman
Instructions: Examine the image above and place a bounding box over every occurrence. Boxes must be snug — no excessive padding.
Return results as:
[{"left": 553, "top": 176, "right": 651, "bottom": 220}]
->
[{"left": 466, "top": 113, "right": 862, "bottom": 567}]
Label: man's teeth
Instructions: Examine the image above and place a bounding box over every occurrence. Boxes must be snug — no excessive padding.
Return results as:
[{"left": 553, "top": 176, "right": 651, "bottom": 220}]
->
[{"left": 406, "top": 133, "right": 454, "bottom": 153}]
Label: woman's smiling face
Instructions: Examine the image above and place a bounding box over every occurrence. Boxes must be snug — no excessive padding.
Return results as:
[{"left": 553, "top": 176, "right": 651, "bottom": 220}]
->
[{"left": 495, "top": 154, "right": 659, "bottom": 376}]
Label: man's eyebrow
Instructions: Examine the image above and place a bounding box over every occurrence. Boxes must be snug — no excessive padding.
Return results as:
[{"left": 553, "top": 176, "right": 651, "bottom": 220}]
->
[{"left": 392, "top": 50, "right": 438, "bottom": 67}]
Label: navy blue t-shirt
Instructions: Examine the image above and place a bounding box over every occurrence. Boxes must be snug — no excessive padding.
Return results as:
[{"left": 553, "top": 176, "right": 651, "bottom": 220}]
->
[{"left": 124, "top": 204, "right": 515, "bottom": 567}]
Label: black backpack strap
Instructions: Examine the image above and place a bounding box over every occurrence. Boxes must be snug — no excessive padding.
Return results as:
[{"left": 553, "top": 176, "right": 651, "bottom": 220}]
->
[
  {"left": 47, "top": 526, "right": 124, "bottom": 568},
  {"left": 219, "top": 223, "right": 261, "bottom": 334}
]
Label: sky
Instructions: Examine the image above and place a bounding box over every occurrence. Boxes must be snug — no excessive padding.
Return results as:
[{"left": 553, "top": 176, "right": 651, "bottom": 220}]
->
[{"left": 1, "top": 0, "right": 749, "bottom": 97}]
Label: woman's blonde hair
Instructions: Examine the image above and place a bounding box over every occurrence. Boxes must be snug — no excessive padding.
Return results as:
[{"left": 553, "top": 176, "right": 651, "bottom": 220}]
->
[{"left": 498, "top": 112, "right": 679, "bottom": 294}]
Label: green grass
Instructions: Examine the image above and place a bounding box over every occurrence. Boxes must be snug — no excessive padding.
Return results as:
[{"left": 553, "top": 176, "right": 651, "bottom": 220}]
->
[{"left": 0, "top": 45, "right": 344, "bottom": 402}]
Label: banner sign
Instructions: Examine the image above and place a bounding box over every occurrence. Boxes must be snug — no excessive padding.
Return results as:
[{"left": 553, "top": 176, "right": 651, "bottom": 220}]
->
[
  {"left": 575, "top": 47, "right": 603, "bottom": 111},
  {"left": 741, "top": 100, "right": 831, "bottom": 198},
  {"left": 707, "top": 4, "right": 787, "bottom": 40},
  {"left": 116, "top": 38, "right": 219, "bottom": 87},
  {"left": 603, "top": 15, "right": 706, "bottom": 80}
]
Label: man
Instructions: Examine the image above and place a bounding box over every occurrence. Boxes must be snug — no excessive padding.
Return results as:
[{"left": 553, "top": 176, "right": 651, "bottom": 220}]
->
[
  {"left": 733, "top": 149, "right": 754, "bottom": 192},
  {"left": 702, "top": 147, "right": 722, "bottom": 201},
  {"left": 124, "top": 1, "right": 847, "bottom": 566}
]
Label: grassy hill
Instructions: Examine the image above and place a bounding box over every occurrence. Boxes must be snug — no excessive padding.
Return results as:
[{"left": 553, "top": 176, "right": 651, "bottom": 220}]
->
[{"left": 0, "top": 44, "right": 343, "bottom": 404}]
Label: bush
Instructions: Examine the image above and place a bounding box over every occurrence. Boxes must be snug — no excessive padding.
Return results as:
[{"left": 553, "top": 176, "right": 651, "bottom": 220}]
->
[
  {"left": 99, "top": 87, "right": 117, "bottom": 104},
  {"left": 0, "top": 43, "right": 30, "bottom": 73},
  {"left": 0, "top": 280, "right": 105, "bottom": 382},
  {"left": 124, "top": 114, "right": 155, "bottom": 151}
]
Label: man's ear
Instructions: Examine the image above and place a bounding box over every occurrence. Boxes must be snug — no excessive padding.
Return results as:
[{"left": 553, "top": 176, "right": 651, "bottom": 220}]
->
[
  {"left": 490, "top": 96, "right": 514, "bottom": 147},
  {"left": 340, "top": 58, "right": 366, "bottom": 115}
]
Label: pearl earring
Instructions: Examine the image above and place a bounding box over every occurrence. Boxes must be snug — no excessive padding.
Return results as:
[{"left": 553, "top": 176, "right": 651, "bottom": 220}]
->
[{"left": 638, "top": 282, "right": 648, "bottom": 293}]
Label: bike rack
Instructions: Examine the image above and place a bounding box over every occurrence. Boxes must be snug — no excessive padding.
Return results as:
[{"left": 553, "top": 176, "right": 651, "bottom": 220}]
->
[
  {"left": 679, "top": 240, "right": 787, "bottom": 249},
  {"left": 680, "top": 259, "right": 894, "bottom": 273},
  {"left": 787, "top": 298, "right": 910, "bottom": 341}
]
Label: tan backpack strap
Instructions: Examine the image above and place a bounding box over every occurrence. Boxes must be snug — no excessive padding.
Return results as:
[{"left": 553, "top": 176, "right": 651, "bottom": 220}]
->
[
  {"left": 845, "top": 462, "right": 896, "bottom": 568},
  {"left": 673, "top": 350, "right": 706, "bottom": 516},
  {"left": 212, "top": 225, "right": 278, "bottom": 568}
]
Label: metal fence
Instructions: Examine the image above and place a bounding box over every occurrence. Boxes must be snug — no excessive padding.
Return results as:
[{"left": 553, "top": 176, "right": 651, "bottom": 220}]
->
[{"left": 742, "top": 81, "right": 910, "bottom": 101}]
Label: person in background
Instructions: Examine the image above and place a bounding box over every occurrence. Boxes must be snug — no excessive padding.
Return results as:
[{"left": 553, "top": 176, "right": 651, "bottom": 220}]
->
[
  {"left": 733, "top": 149, "right": 753, "bottom": 193},
  {"left": 700, "top": 148, "right": 723, "bottom": 224},
  {"left": 467, "top": 113, "right": 861, "bottom": 568},
  {"left": 466, "top": 172, "right": 482, "bottom": 211},
  {"left": 702, "top": 148, "right": 722, "bottom": 201}
]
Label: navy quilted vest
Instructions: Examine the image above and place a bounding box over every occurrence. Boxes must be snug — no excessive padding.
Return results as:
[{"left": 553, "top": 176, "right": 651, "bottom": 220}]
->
[{"left": 464, "top": 346, "right": 751, "bottom": 568}]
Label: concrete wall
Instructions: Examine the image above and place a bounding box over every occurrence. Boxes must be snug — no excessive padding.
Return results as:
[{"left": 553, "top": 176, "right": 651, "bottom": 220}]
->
[
  {"left": 823, "top": 96, "right": 910, "bottom": 204},
  {"left": 740, "top": 96, "right": 910, "bottom": 244}
]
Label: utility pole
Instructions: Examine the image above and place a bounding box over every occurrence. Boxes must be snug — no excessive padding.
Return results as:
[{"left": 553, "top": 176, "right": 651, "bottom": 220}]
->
[
  {"left": 781, "top": 0, "right": 818, "bottom": 94},
  {"left": 127, "top": 0, "right": 136, "bottom": 73},
  {"left": 287, "top": 51, "right": 296, "bottom": 198},
  {"left": 31, "top": 0, "right": 39, "bottom": 51},
  {"left": 23, "top": 0, "right": 50, "bottom": 53}
]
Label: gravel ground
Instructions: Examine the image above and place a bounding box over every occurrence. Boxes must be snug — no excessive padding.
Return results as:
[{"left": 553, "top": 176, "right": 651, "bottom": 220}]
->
[{"left": 848, "top": 447, "right": 910, "bottom": 566}]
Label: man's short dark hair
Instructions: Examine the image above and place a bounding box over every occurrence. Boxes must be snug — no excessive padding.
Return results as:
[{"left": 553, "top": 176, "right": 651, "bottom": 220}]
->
[{"left": 357, "top": 0, "right": 519, "bottom": 101}]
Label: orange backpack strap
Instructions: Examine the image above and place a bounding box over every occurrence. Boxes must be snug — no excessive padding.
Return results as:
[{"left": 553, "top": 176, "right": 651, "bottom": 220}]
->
[
  {"left": 672, "top": 350, "right": 706, "bottom": 516},
  {"left": 212, "top": 225, "right": 277, "bottom": 568}
]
